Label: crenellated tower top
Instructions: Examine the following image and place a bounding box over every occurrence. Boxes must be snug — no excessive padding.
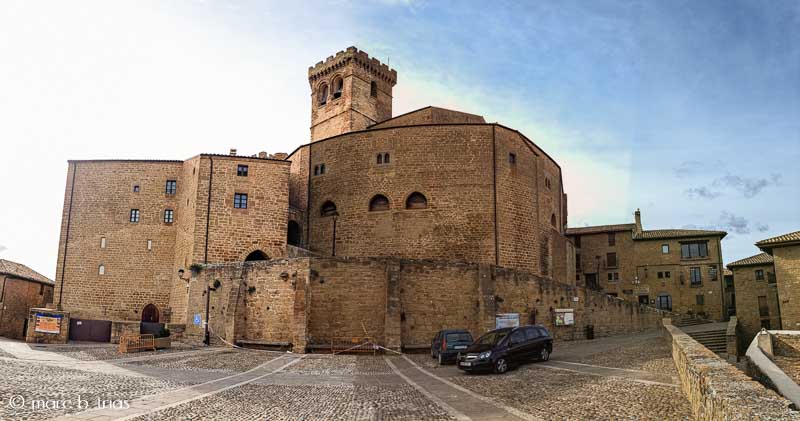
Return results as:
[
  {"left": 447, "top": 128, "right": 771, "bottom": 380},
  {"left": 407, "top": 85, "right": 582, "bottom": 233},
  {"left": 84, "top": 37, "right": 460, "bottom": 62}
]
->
[{"left": 308, "top": 47, "right": 397, "bottom": 142}]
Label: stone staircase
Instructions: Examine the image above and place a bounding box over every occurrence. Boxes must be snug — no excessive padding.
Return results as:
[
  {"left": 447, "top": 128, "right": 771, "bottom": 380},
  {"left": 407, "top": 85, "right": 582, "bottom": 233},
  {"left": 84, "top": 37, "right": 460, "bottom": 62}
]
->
[
  {"left": 685, "top": 328, "right": 728, "bottom": 355},
  {"left": 674, "top": 317, "right": 713, "bottom": 328}
]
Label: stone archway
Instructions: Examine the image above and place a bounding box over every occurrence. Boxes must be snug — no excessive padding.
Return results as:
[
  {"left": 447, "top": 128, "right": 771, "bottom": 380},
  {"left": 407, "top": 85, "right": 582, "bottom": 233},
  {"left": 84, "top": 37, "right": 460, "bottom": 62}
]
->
[
  {"left": 142, "top": 304, "right": 160, "bottom": 323},
  {"left": 245, "top": 250, "right": 269, "bottom": 262}
]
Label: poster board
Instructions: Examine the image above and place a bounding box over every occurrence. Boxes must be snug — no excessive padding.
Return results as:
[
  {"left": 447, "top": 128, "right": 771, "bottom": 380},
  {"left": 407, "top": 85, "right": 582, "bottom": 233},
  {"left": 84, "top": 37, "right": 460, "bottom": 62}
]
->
[
  {"left": 495, "top": 313, "right": 520, "bottom": 329},
  {"left": 554, "top": 309, "right": 575, "bottom": 326},
  {"left": 34, "top": 313, "right": 62, "bottom": 334}
]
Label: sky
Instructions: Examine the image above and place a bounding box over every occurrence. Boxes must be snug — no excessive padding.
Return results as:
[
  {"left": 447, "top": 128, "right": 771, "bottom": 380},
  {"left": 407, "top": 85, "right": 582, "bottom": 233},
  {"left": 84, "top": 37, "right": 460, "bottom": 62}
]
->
[{"left": 0, "top": 0, "right": 798, "bottom": 279}]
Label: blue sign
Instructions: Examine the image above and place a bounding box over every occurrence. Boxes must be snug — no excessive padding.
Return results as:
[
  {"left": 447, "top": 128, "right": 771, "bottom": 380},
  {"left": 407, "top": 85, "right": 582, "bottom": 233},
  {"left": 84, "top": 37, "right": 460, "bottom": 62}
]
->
[{"left": 193, "top": 314, "right": 202, "bottom": 326}]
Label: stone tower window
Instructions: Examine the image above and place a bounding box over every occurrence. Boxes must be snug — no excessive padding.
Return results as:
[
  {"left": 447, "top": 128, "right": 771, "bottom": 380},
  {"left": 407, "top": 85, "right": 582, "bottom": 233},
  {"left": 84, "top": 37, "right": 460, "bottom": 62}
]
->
[
  {"left": 321, "top": 201, "right": 337, "bottom": 217},
  {"left": 405, "top": 192, "right": 428, "bottom": 210},
  {"left": 133, "top": 185, "right": 140, "bottom": 193},
  {"left": 100, "top": 237, "right": 106, "bottom": 249},
  {"left": 130, "top": 209, "right": 140, "bottom": 223},
  {"left": 508, "top": 153, "right": 516, "bottom": 164},
  {"left": 550, "top": 213, "right": 556, "bottom": 227},
  {"left": 384, "top": 153, "right": 390, "bottom": 164},
  {"left": 377, "top": 154, "right": 382, "bottom": 164},
  {"left": 332, "top": 76, "right": 343, "bottom": 99},
  {"left": 237, "top": 165, "right": 248, "bottom": 177},
  {"left": 318, "top": 83, "right": 328, "bottom": 106},
  {"left": 165, "top": 180, "right": 177, "bottom": 195},
  {"left": 234, "top": 193, "right": 248, "bottom": 209},
  {"left": 314, "top": 165, "right": 319, "bottom": 176},
  {"left": 164, "top": 209, "right": 174, "bottom": 223},
  {"left": 377, "top": 153, "right": 390, "bottom": 165},
  {"left": 369, "top": 194, "right": 390, "bottom": 211},
  {"left": 320, "top": 164, "right": 326, "bottom": 174},
  {"left": 98, "top": 264, "right": 105, "bottom": 275},
  {"left": 370, "top": 81, "right": 378, "bottom": 97}
]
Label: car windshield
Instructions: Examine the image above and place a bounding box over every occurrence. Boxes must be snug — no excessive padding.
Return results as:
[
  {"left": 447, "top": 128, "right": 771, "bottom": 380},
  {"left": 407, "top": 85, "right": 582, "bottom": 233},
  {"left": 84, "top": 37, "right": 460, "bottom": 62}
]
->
[
  {"left": 445, "top": 333, "right": 472, "bottom": 342},
  {"left": 475, "top": 330, "right": 509, "bottom": 345}
]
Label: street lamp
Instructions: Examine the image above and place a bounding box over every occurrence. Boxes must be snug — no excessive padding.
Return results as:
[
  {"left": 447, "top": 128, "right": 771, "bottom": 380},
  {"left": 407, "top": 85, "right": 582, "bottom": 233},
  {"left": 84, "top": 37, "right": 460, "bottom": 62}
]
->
[{"left": 204, "top": 279, "right": 220, "bottom": 346}]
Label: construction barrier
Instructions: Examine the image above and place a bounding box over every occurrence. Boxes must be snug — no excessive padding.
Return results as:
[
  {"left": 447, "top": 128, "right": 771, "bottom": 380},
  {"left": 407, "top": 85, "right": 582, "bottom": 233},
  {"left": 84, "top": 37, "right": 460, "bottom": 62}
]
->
[
  {"left": 119, "top": 334, "right": 156, "bottom": 353},
  {"left": 331, "top": 336, "right": 376, "bottom": 355}
]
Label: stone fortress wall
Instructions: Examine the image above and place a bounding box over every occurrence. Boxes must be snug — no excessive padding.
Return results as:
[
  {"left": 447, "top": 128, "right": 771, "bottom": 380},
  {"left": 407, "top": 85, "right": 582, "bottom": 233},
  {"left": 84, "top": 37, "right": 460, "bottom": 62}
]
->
[{"left": 183, "top": 257, "right": 665, "bottom": 352}]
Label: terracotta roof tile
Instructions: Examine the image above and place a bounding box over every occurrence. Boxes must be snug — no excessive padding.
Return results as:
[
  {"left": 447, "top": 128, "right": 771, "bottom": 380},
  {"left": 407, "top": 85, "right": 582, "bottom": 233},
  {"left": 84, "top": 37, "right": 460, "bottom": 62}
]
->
[
  {"left": 756, "top": 231, "right": 800, "bottom": 249},
  {"left": 565, "top": 224, "right": 636, "bottom": 235},
  {"left": 633, "top": 229, "right": 727, "bottom": 240},
  {"left": 727, "top": 252, "right": 774, "bottom": 268},
  {"left": 0, "top": 259, "right": 53, "bottom": 285}
]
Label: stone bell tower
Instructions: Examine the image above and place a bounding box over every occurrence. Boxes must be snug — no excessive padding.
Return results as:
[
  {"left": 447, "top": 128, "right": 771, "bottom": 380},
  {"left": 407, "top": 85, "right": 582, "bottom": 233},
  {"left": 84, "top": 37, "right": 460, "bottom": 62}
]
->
[{"left": 308, "top": 46, "right": 397, "bottom": 142}]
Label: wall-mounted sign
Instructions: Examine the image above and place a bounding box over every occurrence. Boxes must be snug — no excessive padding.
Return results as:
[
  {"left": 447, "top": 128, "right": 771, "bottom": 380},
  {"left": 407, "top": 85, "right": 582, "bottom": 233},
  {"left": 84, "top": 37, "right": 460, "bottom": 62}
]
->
[
  {"left": 495, "top": 313, "right": 520, "bottom": 329},
  {"left": 554, "top": 309, "right": 575, "bottom": 326},
  {"left": 34, "top": 313, "right": 62, "bottom": 334}
]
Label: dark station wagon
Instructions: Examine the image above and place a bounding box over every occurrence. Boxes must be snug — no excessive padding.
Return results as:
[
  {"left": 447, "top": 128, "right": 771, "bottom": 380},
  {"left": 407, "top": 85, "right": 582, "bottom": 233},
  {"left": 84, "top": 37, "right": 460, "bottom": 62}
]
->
[
  {"left": 431, "top": 329, "right": 474, "bottom": 365},
  {"left": 457, "top": 325, "right": 553, "bottom": 374}
]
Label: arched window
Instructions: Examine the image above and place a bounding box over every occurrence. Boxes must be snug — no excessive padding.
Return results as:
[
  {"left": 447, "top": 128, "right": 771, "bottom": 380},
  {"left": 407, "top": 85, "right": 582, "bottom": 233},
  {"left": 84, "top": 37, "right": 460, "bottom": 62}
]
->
[
  {"left": 405, "top": 192, "right": 428, "bottom": 209},
  {"left": 377, "top": 154, "right": 383, "bottom": 164},
  {"left": 314, "top": 165, "right": 319, "bottom": 176},
  {"left": 370, "top": 81, "right": 378, "bottom": 97},
  {"left": 320, "top": 164, "right": 326, "bottom": 174},
  {"left": 287, "top": 221, "right": 302, "bottom": 246},
  {"left": 369, "top": 194, "right": 390, "bottom": 211},
  {"left": 245, "top": 250, "right": 269, "bottom": 261},
  {"left": 332, "top": 76, "right": 343, "bottom": 99},
  {"left": 321, "top": 201, "right": 338, "bottom": 217},
  {"left": 550, "top": 213, "right": 557, "bottom": 227},
  {"left": 384, "top": 153, "right": 390, "bottom": 164},
  {"left": 318, "top": 83, "right": 328, "bottom": 106}
]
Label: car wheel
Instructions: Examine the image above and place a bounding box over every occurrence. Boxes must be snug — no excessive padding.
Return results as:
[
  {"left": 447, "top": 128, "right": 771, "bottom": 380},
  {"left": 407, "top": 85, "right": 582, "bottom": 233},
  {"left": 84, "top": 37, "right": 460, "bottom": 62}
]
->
[
  {"left": 540, "top": 348, "right": 550, "bottom": 362},
  {"left": 438, "top": 352, "right": 444, "bottom": 365},
  {"left": 494, "top": 357, "right": 508, "bottom": 374}
]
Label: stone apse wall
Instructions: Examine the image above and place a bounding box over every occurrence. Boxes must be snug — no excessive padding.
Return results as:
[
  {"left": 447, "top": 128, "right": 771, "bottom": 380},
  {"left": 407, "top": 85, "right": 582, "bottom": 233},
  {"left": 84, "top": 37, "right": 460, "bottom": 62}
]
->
[{"left": 183, "top": 257, "right": 665, "bottom": 351}]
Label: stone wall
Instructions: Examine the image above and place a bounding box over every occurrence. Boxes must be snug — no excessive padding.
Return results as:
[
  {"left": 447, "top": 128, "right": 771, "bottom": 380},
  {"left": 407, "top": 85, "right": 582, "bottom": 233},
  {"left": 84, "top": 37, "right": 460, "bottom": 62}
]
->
[
  {"left": 664, "top": 321, "right": 798, "bottom": 420},
  {"left": 774, "top": 245, "right": 800, "bottom": 329},
  {"left": 189, "top": 257, "right": 665, "bottom": 352},
  {"left": 0, "top": 276, "right": 54, "bottom": 339},
  {"left": 732, "top": 263, "right": 781, "bottom": 343},
  {"left": 25, "top": 308, "right": 70, "bottom": 344}
]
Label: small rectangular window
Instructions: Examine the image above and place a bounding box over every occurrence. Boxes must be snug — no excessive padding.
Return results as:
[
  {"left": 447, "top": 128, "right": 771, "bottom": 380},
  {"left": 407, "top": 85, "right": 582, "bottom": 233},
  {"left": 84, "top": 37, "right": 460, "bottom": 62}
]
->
[
  {"left": 508, "top": 153, "right": 516, "bottom": 164},
  {"left": 130, "top": 209, "right": 140, "bottom": 223},
  {"left": 658, "top": 272, "right": 663, "bottom": 279},
  {"left": 662, "top": 244, "right": 669, "bottom": 254},
  {"left": 606, "top": 252, "right": 617, "bottom": 268},
  {"left": 100, "top": 237, "right": 106, "bottom": 248},
  {"left": 164, "top": 209, "right": 174, "bottom": 223},
  {"left": 665, "top": 271, "right": 671, "bottom": 278},
  {"left": 165, "top": 180, "right": 177, "bottom": 195},
  {"left": 696, "top": 294, "right": 704, "bottom": 305},
  {"left": 608, "top": 273, "right": 613, "bottom": 281},
  {"left": 690, "top": 267, "right": 702, "bottom": 286},
  {"left": 147, "top": 239, "right": 152, "bottom": 250},
  {"left": 237, "top": 165, "right": 248, "bottom": 177},
  {"left": 755, "top": 269, "right": 764, "bottom": 280},
  {"left": 608, "top": 232, "right": 615, "bottom": 246},
  {"left": 133, "top": 185, "right": 140, "bottom": 193},
  {"left": 234, "top": 193, "right": 248, "bottom": 209}
]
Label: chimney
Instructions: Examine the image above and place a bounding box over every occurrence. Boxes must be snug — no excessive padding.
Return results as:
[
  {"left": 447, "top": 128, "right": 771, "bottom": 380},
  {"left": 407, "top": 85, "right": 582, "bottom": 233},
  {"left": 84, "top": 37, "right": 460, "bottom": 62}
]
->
[
  {"left": 634, "top": 208, "right": 642, "bottom": 234},
  {"left": 271, "top": 152, "right": 288, "bottom": 160},
  {"left": 258, "top": 151, "right": 268, "bottom": 159},
  {"left": 229, "top": 148, "right": 237, "bottom": 156}
]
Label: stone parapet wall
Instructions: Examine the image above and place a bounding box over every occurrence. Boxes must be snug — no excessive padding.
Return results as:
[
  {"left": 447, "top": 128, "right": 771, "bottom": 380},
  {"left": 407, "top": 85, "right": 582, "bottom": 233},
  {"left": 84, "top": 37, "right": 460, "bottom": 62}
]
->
[
  {"left": 190, "top": 257, "right": 666, "bottom": 353},
  {"left": 665, "top": 321, "right": 798, "bottom": 420}
]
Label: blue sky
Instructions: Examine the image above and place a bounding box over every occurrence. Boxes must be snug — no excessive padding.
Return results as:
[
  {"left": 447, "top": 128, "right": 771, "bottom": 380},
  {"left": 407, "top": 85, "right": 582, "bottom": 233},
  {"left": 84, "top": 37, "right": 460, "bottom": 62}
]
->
[{"left": 0, "top": 0, "right": 797, "bottom": 278}]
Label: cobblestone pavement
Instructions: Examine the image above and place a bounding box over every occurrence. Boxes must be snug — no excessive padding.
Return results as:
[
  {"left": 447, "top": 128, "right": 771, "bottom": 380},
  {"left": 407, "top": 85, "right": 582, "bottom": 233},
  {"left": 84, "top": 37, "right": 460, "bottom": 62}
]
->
[
  {"left": 1, "top": 332, "right": 694, "bottom": 420},
  {"left": 29, "top": 343, "right": 202, "bottom": 361},
  {"left": 0, "top": 358, "right": 182, "bottom": 420},
  {"left": 774, "top": 356, "right": 800, "bottom": 385}
]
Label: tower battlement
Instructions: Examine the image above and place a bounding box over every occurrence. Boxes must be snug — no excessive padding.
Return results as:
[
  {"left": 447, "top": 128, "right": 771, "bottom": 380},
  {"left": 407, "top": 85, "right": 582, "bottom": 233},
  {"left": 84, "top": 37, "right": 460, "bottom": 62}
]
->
[{"left": 308, "top": 46, "right": 397, "bottom": 84}]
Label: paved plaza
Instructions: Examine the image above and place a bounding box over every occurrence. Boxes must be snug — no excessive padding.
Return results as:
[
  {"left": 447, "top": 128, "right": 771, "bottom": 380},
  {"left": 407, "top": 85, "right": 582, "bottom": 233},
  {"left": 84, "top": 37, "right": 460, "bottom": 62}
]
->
[{"left": 0, "top": 332, "right": 691, "bottom": 420}]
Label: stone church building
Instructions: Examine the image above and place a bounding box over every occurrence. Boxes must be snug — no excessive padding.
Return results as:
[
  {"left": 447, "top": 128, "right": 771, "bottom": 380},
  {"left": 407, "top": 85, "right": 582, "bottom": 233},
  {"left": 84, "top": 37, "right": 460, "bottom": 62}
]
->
[{"left": 52, "top": 47, "right": 663, "bottom": 349}]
